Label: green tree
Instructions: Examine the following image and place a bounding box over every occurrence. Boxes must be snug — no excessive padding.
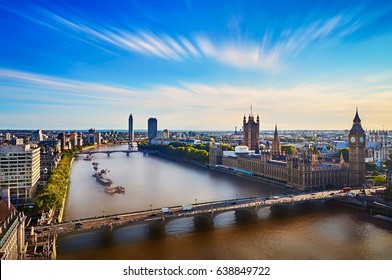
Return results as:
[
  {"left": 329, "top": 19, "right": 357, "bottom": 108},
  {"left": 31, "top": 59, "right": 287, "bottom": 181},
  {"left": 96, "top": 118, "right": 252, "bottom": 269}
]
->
[
  {"left": 372, "top": 170, "right": 381, "bottom": 176},
  {"left": 35, "top": 151, "right": 73, "bottom": 212},
  {"left": 385, "top": 152, "right": 392, "bottom": 169},
  {"left": 366, "top": 162, "right": 376, "bottom": 172},
  {"left": 374, "top": 175, "right": 386, "bottom": 186},
  {"left": 334, "top": 148, "right": 349, "bottom": 162},
  {"left": 281, "top": 145, "right": 296, "bottom": 155},
  {"left": 221, "top": 144, "right": 234, "bottom": 151},
  {"left": 143, "top": 142, "right": 210, "bottom": 163}
]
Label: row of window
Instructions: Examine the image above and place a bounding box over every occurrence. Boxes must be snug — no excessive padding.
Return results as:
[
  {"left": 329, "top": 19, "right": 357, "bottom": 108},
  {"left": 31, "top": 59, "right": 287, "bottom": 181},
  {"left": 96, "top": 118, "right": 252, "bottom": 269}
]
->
[{"left": 0, "top": 165, "right": 33, "bottom": 168}]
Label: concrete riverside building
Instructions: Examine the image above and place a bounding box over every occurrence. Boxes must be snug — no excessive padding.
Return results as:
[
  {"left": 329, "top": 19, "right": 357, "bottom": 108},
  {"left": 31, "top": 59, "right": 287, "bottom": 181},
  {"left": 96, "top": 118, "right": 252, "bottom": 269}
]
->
[
  {"left": 209, "top": 110, "right": 366, "bottom": 191},
  {"left": 0, "top": 145, "right": 40, "bottom": 204}
]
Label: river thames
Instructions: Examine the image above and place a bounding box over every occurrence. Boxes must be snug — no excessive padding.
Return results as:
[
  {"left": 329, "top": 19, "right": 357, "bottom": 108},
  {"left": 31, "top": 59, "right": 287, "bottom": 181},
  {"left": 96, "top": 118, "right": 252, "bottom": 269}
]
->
[{"left": 57, "top": 145, "right": 392, "bottom": 259}]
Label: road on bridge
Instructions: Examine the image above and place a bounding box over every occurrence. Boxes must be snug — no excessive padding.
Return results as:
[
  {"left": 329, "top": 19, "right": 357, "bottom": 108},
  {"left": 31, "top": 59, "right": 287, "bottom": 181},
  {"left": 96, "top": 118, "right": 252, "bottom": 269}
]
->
[{"left": 33, "top": 188, "right": 375, "bottom": 236}]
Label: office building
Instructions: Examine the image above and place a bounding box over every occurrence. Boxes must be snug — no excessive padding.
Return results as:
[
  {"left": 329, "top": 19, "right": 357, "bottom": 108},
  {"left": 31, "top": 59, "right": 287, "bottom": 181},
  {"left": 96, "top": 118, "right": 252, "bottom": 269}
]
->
[
  {"left": 128, "top": 114, "right": 134, "bottom": 142},
  {"left": 86, "top": 129, "right": 101, "bottom": 145},
  {"left": 0, "top": 145, "right": 40, "bottom": 204},
  {"left": 162, "top": 129, "right": 170, "bottom": 139},
  {"left": 11, "top": 138, "right": 23, "bottom": 146},
  {"left": 69, "top": 132, "right": 78, "bottom": 148},
  {"left": 148, "top": 118, "right": 158, "bottom": 142},
  {"left": 32, "top": 129, "right": 43, "bottom": 142},
  {"left": 57, "top": 132, "right": 66, "bottom": 151}
]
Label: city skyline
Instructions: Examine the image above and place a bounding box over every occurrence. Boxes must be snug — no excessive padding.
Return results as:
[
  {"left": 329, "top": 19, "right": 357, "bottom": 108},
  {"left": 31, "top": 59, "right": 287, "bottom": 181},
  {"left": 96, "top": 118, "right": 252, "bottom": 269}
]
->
[{"left": 1, "top": 1, "right": 392, "bottom": 130}]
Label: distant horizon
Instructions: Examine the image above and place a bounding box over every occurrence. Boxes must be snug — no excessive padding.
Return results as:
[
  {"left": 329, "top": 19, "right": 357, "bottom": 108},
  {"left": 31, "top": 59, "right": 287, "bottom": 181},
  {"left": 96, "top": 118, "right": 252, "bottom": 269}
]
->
[{"left": 2, "top": 127, "right": 390, "bottom": 133}]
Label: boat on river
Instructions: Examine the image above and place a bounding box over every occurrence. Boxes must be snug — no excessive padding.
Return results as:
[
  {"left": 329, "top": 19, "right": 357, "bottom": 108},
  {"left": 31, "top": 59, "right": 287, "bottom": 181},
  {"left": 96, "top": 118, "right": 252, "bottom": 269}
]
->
[
  {"left": 92, "top": 169, "right": 112, "bottom": 186},
  {"left": 83, "top": 155, "right": 94, "bottom": 161},
  {"left": 104, "top": 186, "right": 125, "bottom": 194},
  {"left": 92, "top": 162, "right": 99, "bottom": 170},
  {"left": 104, "top": 186, "right": 117, "bottom": 194}
]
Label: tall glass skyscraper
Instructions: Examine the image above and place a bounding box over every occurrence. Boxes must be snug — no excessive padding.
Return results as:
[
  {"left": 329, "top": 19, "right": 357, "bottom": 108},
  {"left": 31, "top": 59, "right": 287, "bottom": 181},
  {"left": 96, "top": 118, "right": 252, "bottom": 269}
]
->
[
  {"left": 148, "top": 117, "right": 157, "bottom": 142},
  {"left": 128, "top": 113, "right": 134, "bottom": 142}
]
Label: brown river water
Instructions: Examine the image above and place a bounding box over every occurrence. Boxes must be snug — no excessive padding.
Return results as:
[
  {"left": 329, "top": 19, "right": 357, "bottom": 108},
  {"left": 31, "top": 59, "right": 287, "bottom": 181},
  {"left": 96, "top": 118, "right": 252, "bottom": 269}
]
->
[{"left": 57, "top": 145, "right": 392, "bottom": 260}]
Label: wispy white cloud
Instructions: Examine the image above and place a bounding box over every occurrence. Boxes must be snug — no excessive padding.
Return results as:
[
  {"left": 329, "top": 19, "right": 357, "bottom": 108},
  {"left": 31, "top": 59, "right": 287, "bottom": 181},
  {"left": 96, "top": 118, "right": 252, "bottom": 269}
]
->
[
  {"left": 2, "top": 2, "right": 390, "bottom": 72},
  {"left": 1, "top": 68, "right": 392, "bottom": 129},
  {"left": 194, "top": 34, "right": 280, "bottom": 71},
  {"left": 0, "top": 68, "right": 141, "bottom": 102}
]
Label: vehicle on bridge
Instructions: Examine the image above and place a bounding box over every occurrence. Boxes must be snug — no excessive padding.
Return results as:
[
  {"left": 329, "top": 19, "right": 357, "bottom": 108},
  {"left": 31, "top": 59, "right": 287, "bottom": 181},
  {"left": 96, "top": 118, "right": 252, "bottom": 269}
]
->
[
  {"left": 75, "top": 222, "right": 83, "bottom": 229},
  {"left": 161, "top": 207, "right": 172, "bottom": 214},
  {"left": 182, "top": 204, "right": 193, "bottom": 211}
]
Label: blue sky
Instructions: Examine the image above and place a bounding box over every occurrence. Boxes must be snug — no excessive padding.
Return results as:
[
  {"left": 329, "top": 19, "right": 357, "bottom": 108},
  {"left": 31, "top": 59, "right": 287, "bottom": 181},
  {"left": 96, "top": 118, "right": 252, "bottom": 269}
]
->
[{"left": 1, "top": 0, "right": 392, "bottom": 130}]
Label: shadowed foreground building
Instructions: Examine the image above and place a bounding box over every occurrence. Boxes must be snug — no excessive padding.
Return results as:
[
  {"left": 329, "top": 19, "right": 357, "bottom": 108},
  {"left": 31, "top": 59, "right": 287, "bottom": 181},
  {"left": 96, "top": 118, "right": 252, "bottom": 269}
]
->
[
  {"left": 0, "top": 196, "right": 26, "bottom": 260},
  {"left": 210, "top": 110, "right": 366, "bottom": 191}
]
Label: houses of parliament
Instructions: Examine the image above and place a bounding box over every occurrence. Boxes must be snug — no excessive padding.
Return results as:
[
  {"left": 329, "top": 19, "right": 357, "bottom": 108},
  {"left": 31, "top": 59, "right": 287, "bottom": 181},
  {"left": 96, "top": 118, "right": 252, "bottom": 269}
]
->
[{"left": 209, "top": 109, "right": 366, "bottom": 190}]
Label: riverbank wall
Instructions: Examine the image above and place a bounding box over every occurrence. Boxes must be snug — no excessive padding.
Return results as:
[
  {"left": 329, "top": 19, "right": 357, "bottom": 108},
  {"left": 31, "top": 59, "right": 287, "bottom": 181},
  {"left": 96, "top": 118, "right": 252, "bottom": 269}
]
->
[
  {"left": 207, "top": 164, "right": 299, "bottom": 194},
  {"left": 145, "top": 152, "right": 208, "bottom": 168},
  {"left": 146, "top": 151, "right": 299, "bottom": 194}
]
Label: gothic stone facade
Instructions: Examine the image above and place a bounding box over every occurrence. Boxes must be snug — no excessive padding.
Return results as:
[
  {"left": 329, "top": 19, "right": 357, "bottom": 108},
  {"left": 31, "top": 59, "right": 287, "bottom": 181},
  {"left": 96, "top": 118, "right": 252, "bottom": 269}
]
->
[
  {"left": 243, "top": 113, "right": 259, "bottom": 151},
  {"left": 209, "top": 109, "right": 366, "bottom": 191},
  {"left": 213, "top": 150, "right": 349, "bottom": 191}
]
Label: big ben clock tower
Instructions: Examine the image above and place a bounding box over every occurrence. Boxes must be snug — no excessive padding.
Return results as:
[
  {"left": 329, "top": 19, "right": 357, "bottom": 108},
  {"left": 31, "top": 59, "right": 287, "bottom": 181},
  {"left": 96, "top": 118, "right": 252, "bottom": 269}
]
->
[{"left": 348, "top": 108, "right": 366, "bottom": 187}]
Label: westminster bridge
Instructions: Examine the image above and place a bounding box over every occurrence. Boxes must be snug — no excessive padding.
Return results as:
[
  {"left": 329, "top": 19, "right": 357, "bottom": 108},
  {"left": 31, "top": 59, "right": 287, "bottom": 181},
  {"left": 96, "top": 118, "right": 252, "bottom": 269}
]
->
[{"left": 32, "top": 190, "right": 368, "bottom": 238}]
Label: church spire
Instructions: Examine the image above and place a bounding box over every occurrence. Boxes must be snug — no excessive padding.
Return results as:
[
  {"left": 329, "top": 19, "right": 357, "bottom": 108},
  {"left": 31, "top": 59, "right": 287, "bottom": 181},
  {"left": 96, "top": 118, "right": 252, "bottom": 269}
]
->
[{"left": 271, "top": 124, "right": 281, "bottom": 155}]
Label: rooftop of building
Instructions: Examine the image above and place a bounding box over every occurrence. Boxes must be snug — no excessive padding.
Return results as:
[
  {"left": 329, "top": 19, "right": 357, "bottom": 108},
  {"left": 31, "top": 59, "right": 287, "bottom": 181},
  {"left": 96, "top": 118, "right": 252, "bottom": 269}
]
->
[{"left": 0, "top": 144, "right": 39, "bottom": 153}]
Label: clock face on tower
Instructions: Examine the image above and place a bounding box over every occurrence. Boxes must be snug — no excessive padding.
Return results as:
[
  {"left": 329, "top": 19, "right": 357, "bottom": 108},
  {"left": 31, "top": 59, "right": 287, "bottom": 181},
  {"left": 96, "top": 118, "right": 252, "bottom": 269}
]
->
[
  {"left": 350, "top": 136, "right": 356, "bottom": 143},
  {"left": 359, "top": 136, "right": 364, "bottom": 143}
]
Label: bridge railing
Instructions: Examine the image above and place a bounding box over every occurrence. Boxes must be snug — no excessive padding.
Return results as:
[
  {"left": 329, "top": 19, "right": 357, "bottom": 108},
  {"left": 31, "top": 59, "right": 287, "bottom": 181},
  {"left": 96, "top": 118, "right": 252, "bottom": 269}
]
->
[{"left": 49, "top": 194, "right": 338, "bottom": 228}]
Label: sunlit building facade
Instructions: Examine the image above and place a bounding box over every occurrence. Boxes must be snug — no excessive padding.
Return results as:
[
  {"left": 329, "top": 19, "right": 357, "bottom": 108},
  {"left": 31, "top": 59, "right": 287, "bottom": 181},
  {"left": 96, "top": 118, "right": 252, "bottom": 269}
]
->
[{"left": 0, "top": 145, "right": 40, "bottom": 204}]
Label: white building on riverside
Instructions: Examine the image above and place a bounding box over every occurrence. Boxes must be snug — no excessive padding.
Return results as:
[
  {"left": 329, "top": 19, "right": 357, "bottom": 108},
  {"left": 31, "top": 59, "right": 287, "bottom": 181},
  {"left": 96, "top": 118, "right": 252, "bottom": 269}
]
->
[{"left": 0, "top": 145, "right": 40, "bottom": 204}]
